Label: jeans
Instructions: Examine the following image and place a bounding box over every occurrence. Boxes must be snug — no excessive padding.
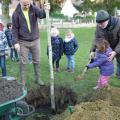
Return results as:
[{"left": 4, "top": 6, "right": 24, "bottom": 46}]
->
[
  {"left": 66, "top": 55, "right": 75, "bottom": 70},
  {"left": 0, "top": 55, "right": 7, "bottom": 76}
]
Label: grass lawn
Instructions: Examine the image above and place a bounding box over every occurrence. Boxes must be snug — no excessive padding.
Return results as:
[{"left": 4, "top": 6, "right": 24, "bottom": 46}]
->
[{"left": 5, "top": 27, "right": 120, "bottom": 97}]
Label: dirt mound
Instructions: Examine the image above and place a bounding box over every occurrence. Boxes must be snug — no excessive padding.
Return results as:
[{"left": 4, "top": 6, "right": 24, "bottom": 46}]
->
[
  {"left": 51, "top": 86, "right": 120, "bottom": 120},
  {"left": 0, "top": 79, "right": 22, "bottom": 104}
]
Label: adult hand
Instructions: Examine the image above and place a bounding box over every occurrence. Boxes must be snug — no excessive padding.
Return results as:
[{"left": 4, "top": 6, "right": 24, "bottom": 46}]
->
[
  {"left": 89, "top": 52, "right": 96, "bottom": 59},
  {"left": 44, "top": 3, "right": 50, "bottom": 11},
  {"left": 14, "top": 43, "right": 20, "bottom": 53},
  {"left": 109, "top": 51, "right": 116, "bottom": 61}
]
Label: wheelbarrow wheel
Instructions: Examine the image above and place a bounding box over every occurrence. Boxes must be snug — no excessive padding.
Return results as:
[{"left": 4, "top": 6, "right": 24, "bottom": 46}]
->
[
  {"left": 9, "top": 101, "right": 29, "bottom": 120},
  {"left": 16, "top": 101, "right": 29, "bottom": 115}
]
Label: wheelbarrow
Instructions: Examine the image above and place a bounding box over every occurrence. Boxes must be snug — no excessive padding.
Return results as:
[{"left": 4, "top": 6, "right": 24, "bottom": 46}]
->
[{"left": 0, "top": 77, "right": 35, "bottom": 120}]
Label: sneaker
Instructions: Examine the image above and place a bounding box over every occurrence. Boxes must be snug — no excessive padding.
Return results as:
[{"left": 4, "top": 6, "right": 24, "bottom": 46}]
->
[
  {"left": 116, "top": 75, "right": 120, "bottom": 79},
  {"left": 71, "top": 70, "right": 74, "bottom": 73},
  {"left": 56, "top": 68, "right": 60, "bottom": 72},
  {"left": 36, "top": 80, "right": 44, "bottom": 86},
  {"left": 66, "top": 68, "right": 70, "bottom": 72},
  {"left": 93, "top": 86, "right": 99, "bottom": 90},
  {"left": 116, "top": 73, "right": 120, "bottom": 79}
]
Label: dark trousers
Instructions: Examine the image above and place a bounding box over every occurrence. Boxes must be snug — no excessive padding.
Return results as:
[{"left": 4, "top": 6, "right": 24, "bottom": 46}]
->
[
  {"left": 53, "top": 59, "right": 60, "bottom": 69},
  {"left": 10, "top": 48, "right": 19, "bottom": 61}
]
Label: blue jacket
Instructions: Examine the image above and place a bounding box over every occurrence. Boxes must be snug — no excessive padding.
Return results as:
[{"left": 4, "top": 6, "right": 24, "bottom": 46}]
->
[
  {"left": 63, "top": 37, "right": 78, "bottom": 55},
  {"left": 0, "top": 31, "right": 8, "bottom": 53},
  {"left": 47, "top": 36, "right": 63, "bottom": 61},
  {"left": 88, "top": 47, "right": 114, "bottom": 76}
]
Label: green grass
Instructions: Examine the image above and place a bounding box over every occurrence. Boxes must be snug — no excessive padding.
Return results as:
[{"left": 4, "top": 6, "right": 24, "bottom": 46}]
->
[{"left": 5, "top": 27, "right": 120, "bottom": 96}]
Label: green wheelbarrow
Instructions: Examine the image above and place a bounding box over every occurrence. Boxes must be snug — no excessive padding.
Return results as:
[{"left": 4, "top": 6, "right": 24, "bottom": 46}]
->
[{"left": 0, "top": 78, "right": 35, "bottom": 120}]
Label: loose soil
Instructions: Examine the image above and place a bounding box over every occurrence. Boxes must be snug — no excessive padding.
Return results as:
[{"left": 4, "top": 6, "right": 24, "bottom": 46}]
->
[
  {"left": 0, "top": 79, "right": 22, "bottom": 104},
  {"left": 51, "top": 86, "right": 120, "bottom": 120}
]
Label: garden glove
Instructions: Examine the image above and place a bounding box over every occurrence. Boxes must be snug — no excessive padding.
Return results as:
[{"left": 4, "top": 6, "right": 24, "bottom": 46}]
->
[{"left": 89, "top": 51, "right": 96, "bottom": 60}]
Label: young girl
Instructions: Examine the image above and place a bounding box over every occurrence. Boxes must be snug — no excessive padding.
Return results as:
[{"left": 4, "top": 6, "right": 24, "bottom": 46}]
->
[
  {"left": 87, "top": 40, "right": 114, "bottom": 90},
  {"left": 63, "top": 29, "right": 78, "bottom": 73},
  {"left": 48, "top": 26, "right": 63, "bottom": 72}
]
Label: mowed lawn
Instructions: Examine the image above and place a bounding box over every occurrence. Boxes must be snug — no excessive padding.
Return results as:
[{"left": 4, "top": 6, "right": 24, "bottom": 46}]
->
[{"left": 6, "top": 27, "right": 120, "bottom": 96}]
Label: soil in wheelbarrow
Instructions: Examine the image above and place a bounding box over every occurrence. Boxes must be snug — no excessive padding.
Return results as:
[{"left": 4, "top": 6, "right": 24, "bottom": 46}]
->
[
  {"left": 51, "top": 86, "right": 120, "bottom": 120},
  {"left": 0, "top": 79, "right": 22, "bottom": 104}
]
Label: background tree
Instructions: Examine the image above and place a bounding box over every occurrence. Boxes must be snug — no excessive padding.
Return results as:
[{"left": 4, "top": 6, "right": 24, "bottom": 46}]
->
[
  {"left": 72, "top": 0, "right": 120, "bottom": 15},
  {"left": 1, "top": 0, "right": 11, "bottom": 22}
]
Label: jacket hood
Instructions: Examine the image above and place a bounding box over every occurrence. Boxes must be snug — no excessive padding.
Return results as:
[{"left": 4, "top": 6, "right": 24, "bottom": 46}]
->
[
  {"left": 64, "top": 34, "right": 74, "bottom": 43},
  {"left": 105, "top": 16, "right": 118, "bottom": 31}
]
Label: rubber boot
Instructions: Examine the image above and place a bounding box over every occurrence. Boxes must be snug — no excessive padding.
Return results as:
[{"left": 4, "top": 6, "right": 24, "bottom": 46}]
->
[
  {"left": 33, "top": 63, "right": 44, "bottom": 85},
  {"left": 20, "top": 63, "right": 26, "bottom": 87}
]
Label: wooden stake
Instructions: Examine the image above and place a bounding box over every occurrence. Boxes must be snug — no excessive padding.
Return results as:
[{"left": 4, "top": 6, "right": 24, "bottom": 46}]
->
[{"left": 45, "top": 0, "right": 56, "bottom": 111}]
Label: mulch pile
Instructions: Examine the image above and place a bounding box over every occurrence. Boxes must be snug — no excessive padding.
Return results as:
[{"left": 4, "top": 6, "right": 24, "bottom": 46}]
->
[
  {"left": 52, "top": 86, "right": 120, "bottom": 120},
  {"left": 0, "top": 79, "right": 22, "bottom": 104}
]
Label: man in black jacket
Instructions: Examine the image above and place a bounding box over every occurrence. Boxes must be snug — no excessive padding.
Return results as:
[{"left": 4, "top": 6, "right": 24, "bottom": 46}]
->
[{"left": 12, "top": 0, "right": 50, "bottom": 86}]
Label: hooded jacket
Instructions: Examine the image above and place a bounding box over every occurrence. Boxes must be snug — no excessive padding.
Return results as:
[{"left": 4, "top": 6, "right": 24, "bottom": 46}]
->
[
  {"left": 92, "top": 16, "right": 120, "bottom": 54},
  {"left": 63, "top": 34, "right": 78, "bottom": 55},
  {"left": 12, "top": 3, "right": 46, "bottom": 45},
  {"left": 88, "top": 47, "right": 114, "bottom": 76}
]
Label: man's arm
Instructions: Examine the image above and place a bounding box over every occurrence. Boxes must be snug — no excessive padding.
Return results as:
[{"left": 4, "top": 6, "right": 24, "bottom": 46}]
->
[
  {"left": 12, "top": 12, "right": 20, "bottom": 52},
  {"left": 12, "top": 12, "right": 19, "bottom": 45}
]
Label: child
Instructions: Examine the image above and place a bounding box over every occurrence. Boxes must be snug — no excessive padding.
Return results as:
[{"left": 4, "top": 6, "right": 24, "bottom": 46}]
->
[
  {"left": 48, "top": 26, "right": 63, "bottom": 72},
  {"left": 5, "top": 23, "right": 19, "bottom": 61},
  {"left": 63, "top": 29, "right": 78, "bottom": 73},
  {"left": 0, "top": 21, "right": 9, "bottom": 76},
  {"left": 87, "top": 40, "right": 114, "bottom": 90}
]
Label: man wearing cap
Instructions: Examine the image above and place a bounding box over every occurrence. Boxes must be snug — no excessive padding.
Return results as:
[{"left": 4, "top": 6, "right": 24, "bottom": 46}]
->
[{"left": 90, "top": 10, "right": 120, "bottom": 79}]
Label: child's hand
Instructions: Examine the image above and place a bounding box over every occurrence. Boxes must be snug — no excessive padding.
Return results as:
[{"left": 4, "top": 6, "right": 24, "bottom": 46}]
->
[
  {"left": 85, "top": 65, "right": 89, "bottom": 70},
  {"left": 89, "top": 52, "right": 96, "bottom": 59}
]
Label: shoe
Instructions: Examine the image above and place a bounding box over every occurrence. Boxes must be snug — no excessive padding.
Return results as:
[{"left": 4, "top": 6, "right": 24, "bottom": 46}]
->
[
  {"left": 71, "top": 69, "right": 74, "bottom": 73},
  {"left": 66, "top": 68, "right": 70, "bottom": 72},
  {"left": 116, "top": 73, "right": 120, "bottom": 79},
  {"left": 93, "top": 86, "right": 99, "bottom": 90},
  {"left": 116, "top": 75, "right": 120, "bottom": 79},
  {"left": 56, "top": 68, "right": 60, "bottom": 72},
  {"left": 36, "top": 80, "right": 44, "bottom": 85}
]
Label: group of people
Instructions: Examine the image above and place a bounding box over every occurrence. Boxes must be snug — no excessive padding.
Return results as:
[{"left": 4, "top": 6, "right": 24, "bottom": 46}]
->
[
  {"left": 0, "top": 0, "right": 119, "bottom": 90},
  {"left": 49, "top": 27, "right": 78, "bottom": 73}
]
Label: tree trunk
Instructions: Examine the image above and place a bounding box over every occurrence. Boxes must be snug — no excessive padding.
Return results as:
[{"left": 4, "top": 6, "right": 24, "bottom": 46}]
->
[
  {"left": 2, "top": 0, "right": 10, "bottom": 23},
  {"left": 45, "top": 0, "right": 56, "bottom": 111}
]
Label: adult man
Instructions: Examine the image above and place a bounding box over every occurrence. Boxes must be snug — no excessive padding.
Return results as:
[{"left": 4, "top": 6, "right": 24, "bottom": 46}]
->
[
  {"left": 90, "top": 10, "right": 120, "bottom": 78},
  {"left": 12, "top": 0, "right": 50, "bottom": 86}
]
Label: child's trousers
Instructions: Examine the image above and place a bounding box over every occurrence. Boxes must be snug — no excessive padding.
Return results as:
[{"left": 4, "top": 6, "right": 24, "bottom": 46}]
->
[
  {"left": 66, "top": 55, "right": 75, "bottom": 70},
  {"left": 97, "top": 75, "right": 110, "bottom": 87}
]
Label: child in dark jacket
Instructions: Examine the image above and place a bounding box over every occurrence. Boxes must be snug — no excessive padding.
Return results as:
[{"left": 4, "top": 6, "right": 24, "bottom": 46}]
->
[
  {"left": 63, "top": 29, "right": 78, "bottom": 73},
  {"left": 5, "top": 23, "right": 19, "bottom": 61},
  {"left": 48, "top": 27, "right": 63, "bottom": 72},
  {"left": 87, "top": 40, "right": 114, "bottom": 90}
]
